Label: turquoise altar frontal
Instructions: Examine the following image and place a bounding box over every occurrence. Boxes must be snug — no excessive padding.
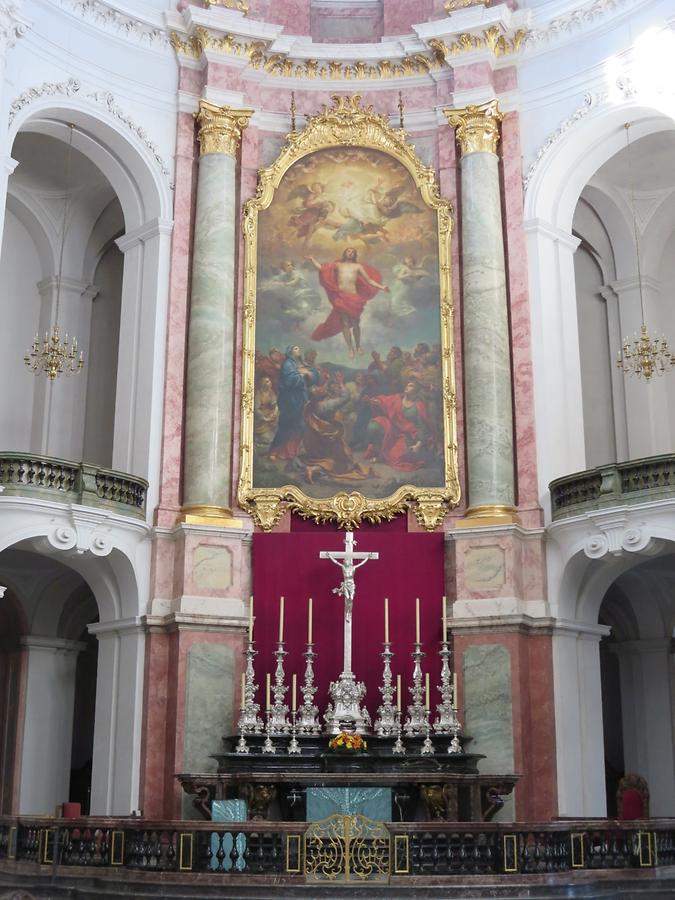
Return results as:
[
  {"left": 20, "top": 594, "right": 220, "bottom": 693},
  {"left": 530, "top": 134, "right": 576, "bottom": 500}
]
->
[
  {"left": 306, "top": 787, "right": 392, "bottom": 821},
  {"left": 211, "top": 799, "right": 247, "bottom": 870}
]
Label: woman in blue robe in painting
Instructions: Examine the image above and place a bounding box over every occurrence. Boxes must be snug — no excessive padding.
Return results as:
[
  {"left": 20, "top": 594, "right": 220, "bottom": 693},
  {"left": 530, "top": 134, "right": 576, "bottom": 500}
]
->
[{"left": 269, "top": 345, "right": 319, "bottom": 460}]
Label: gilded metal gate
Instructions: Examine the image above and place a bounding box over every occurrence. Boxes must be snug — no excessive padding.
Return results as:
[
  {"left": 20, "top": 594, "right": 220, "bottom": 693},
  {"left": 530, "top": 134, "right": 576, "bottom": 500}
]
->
[{"left": 304, "top": 814, "right": 390, "bottom": 883}]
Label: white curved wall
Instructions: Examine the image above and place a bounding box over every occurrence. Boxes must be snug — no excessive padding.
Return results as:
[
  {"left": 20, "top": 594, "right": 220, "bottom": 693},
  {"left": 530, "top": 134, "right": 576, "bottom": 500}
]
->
[{"left": 0, "top": 209, "right": 41, "bottom": 450}]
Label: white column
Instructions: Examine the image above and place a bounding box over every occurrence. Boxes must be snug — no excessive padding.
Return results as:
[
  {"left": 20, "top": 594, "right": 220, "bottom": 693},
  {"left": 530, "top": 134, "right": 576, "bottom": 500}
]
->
[
  {"left": 88, "top": 617, "right": 145, "bottom": 815},
  {"left": 18, "top": 636, "right": 83, "bottom": 815},
  {"left": 611, "top": 277, "right": 670, "bottom": 458},
  {"left": 114, "top": 218, "right": 172, "bottom": 506},
  {"left": 599, "top": 284, "right": 629, "bottom": 462},
  {"left": 30, "top": 276, "right": 98, "bottom": 459},
  {"left": 614, "top": 639, "right": 675, "bottom": 817},
  {"left": 552, "top": 621, "right": 610, "bottom": 816},
  {"left": 0, "top": 155, "right": 18, "bottom": 256},
  {"left": 524, "top": 219, "right": 585, "bottom": 504}
]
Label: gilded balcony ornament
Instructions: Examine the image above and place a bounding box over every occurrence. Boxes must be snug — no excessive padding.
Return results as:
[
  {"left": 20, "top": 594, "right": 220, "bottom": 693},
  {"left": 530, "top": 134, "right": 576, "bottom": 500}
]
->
[
  {"left": 203, "top": 0, "right": 249, "bottom": 11},
  {"left": 195, "top": 100, "right": 253, "bottom": 157},
  {"left": 445, "top": 0, "right": 489, "bottom": 10},
  {"left": 444, "top": 99, "right": 503, "bottom": 156}
]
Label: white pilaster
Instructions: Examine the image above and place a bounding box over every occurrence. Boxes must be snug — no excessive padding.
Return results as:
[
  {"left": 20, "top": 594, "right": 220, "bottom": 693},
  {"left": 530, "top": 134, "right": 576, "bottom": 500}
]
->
[
  {"left": 18, "top": 636, "right": 83, "bottom": 815},
  {"left": 114, "top": 218, "right": 172, "bottom": 510},
  {"left": 614, "top": 638, "right": 675, "bottom": 817},
  {"left": 88, "top": 616, "right": 145, "bottom": 816},
  {"left": 553, "top": 620, "right": 610, "bottom": 817},
  {"left": 524, "top": 219, "right": 585, "bottom": 509}
]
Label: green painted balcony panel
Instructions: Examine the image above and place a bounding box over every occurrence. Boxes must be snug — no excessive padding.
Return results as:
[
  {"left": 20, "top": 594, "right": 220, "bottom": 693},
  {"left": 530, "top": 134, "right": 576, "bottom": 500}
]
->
[
  {"left": 0, "top": 453, "right": 148, "bottom": 519},
  {"left": 550, "top": 454, "right": 675, "bottom": 520}
]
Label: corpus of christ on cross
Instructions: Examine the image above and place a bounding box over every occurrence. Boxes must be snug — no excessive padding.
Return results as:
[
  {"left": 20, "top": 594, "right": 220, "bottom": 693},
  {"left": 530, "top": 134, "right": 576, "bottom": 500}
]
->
[{"left": 319, "top": 530, "right": 379, "bottom": 734}]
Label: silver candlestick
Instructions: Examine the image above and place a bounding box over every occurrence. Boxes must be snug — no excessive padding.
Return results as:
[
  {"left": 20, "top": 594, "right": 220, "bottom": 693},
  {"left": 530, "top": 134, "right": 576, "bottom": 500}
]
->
[
  {"left": 298, "top": 643, "right": 321, "bottom": 734},
  {"left": 421, "top": 721, "right": 435, "bottom": 756},
  {"left": 374, "top": 642, "right": 397, "bottom": 736},
  {"left": 433, "top": 641, "right": 463, "bottom": 739},
  {"left": 270, "top": 642, "right": 291, "bottom": 733},
  {"left": 392, "top": 712, "right": 405, "bottom": 755},
  {"left": 235, "top": 717, "right": 250, "bottom": 754},
  {"left": 262, "top": 711, "right": 276, "bottom": 754},
  {"left": 287, "top": 711, "right": 301, "bottom": 755},
  {"left": 404, "top": 642, "right": 428, "bottom": 736},
  {"left": 238, "top": 639, "right": 264, "bottom": 734}
]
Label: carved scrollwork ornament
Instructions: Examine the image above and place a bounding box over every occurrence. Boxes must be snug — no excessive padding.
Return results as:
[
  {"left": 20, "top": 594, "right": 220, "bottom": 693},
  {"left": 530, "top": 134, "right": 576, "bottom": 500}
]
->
[
  {"left": 444, "top": 99, "right": 503, "bottom": 157},
  {"left": 195, "top": 100, "right": 253, "bottom": 157},
  {"left": 237, "top": 95, "right": 460, "bottom": 532}
]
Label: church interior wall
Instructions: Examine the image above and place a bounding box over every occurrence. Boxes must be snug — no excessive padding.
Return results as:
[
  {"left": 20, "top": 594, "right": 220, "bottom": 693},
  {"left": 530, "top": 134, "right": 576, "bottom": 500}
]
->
[{"left": 0, "top": 0, "right": 673, "bottom": 836}]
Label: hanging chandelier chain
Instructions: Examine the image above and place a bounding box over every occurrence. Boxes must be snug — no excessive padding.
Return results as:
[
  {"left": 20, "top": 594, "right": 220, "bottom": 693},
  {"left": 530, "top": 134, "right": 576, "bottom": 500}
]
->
[
  {"left": 54, "top": 123, "right": 74, "bottom": 325},
  {"left": 23, "top": 122, "right": 85, "bottom": 380},
  {"left": 625, "top": 123, "right": 646, "bottom": 324},
  {"left": 616, "top": 122, "right": 674, "bottom": 382}
]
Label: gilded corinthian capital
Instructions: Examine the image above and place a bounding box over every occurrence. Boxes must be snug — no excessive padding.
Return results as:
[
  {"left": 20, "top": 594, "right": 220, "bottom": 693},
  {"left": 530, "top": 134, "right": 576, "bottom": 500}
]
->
[
  {"left": 195, "top": 100, "right": 254, "bottom": 157},
  {"left": 443, "top": 99, "right": 503, "bottom": 156}
]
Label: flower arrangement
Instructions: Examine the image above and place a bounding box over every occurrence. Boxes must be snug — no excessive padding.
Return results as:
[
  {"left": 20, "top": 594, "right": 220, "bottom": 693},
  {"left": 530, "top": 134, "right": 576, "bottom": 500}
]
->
[{"left": 328, "top": 731, "right": 367, "bottom": 753}]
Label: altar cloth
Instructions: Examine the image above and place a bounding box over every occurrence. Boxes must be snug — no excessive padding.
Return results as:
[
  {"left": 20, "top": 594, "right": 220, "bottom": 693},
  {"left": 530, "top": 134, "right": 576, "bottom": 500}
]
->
[{"left": 306, "top": 787, "right": 391, "bottom": 821}]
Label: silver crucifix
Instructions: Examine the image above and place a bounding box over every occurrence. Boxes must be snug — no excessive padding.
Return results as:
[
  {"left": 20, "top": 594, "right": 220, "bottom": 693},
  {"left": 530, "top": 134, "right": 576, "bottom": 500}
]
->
[{"left": 320, "top": 531, "right": 378, "bottom": 733}]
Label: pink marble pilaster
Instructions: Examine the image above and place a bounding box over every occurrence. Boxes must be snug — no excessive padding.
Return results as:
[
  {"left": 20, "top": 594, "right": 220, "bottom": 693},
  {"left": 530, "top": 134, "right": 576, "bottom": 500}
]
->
[
  {"left": 501, "top": 112, "right": 542, "bottom": 526},
  {"left": 156, "top": 108, "right": 199, "bottom": 527}
]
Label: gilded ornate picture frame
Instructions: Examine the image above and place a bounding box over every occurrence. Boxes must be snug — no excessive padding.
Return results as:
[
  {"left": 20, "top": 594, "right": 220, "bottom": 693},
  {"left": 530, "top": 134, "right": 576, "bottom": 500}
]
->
[{"left": 238, "top": 96, "right": 460, "bottom": 530}]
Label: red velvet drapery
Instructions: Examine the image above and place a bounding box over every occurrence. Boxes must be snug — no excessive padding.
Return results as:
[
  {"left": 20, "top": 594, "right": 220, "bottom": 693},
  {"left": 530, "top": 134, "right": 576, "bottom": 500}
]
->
[{"left": 251, "top": 529, "right": 445, "bottom": 722}]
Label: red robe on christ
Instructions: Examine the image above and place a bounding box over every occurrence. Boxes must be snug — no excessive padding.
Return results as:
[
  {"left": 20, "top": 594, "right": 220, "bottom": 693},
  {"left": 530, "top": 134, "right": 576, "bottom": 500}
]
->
[{"left": 311, "top": 260, "right": 383, "bottom": 341}]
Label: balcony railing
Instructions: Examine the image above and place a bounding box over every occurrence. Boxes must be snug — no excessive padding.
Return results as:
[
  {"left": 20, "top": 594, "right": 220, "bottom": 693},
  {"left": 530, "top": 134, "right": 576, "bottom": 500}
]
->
[
  {"left": 0, "top": 453, "right": 147, "bottom": 519},
  {"left": 0, "top": 815, "right": 673, "bottom": 883},
  {"left": 550, "top": 454, "right": 675, "bottom": 521}
]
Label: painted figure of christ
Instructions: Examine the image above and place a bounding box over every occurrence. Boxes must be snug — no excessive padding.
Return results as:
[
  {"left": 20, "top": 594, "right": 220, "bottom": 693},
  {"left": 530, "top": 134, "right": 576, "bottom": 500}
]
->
[{"left": 306, "top": 247, "right": 388, "bottom": 358}]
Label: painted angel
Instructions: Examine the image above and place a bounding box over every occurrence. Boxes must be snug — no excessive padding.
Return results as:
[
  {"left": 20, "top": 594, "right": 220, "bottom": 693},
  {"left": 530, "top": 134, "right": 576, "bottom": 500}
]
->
[{"left": 367, "top": 179, "right": 423, "bottom": 220}]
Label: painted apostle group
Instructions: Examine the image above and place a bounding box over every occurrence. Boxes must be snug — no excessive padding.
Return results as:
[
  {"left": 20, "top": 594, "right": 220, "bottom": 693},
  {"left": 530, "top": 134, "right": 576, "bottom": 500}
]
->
[{"left": 254, "top": 343, "right": 442, "bottom": 485}]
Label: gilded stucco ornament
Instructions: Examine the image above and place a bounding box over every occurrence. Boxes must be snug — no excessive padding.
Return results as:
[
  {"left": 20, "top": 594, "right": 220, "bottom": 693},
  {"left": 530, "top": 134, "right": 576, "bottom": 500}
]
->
[
  {"left": 237, "top": 95, "right": 460, "bottom": 531},
  {"left": 444, "top": 99, "right": 503, "bottom": 157},
  {"left": 195, "top": 100, "right": 253, "bottom": 157},
  {"left": 203, "top": 0, "right": 249, "bottom": 11}
]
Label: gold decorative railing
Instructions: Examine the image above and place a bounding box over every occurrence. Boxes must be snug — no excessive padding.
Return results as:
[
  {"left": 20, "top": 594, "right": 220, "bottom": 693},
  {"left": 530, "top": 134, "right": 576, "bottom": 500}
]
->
[
  {"left": 0, "top": 453, "right": 147, "bottom": 519},
  {"left": 550, "top": 454, "right": 675, "bottom": 521}
]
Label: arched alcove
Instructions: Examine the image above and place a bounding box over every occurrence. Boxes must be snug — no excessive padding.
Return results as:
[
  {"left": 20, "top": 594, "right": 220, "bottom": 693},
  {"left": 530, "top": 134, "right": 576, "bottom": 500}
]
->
[
  {"left": 524, "top": 102, "right": 675, "bottom": 504},
  {"left": 1, "top": 102, "right": 173, "bottom": 515}
]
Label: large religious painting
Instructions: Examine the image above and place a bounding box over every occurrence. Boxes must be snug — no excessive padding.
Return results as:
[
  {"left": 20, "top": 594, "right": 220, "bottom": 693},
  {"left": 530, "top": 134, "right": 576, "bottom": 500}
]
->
[{"left": 238, "top": 96, "right": 460, "bottom": 530}]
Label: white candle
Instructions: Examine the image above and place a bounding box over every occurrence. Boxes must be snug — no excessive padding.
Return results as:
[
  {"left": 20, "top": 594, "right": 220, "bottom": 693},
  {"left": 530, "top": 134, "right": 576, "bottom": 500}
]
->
[
  {"left": 292, "top": 673, "right": 297, "bottom": 712},
  {"left": 266, "top": 673, "right": 271, "bottom": 711},
  {"left": 278, "top": 595, "right": 284, "bottom": 643},
  {"left": 442, "top": 594, "right": 447, "bottom": 640},
  {"left": 415, "top": 597, "right": 420, "bottom": 644},
  {"left": 396, "top": 674, "right": 401, "bottom": 712},
  {"left": 384, "top": 597, "right": 389, "bottom": 643},
  {"left": 425, "top": 672, "right": 430, "bottom": 711},
  {"left": 248, "top": 595, "right": 254, "bottom": 641},
  {"left": 308, "top": 597, "right": 313, "bottom": 644},
  {"left": 240, "top": 672, "right": 245, "bottom": 710}
]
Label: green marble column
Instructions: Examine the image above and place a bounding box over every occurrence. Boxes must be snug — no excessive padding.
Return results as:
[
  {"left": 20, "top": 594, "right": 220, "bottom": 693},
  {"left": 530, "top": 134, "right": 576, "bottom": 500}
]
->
[
  {"left": 444, "top": 100, "right": 516, "bottom": 524},
  {"left": 182, "top": 101, "right": 253, "bottom": 524}
]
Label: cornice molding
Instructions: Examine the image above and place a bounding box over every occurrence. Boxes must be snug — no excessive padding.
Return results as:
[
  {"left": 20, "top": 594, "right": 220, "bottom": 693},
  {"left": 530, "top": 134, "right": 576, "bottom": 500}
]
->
[
  {"left": 524, "top": 0, "right": 631, "bottom": 48},
  {"left": 55, "top": 0, "right": 168, "bottom": 47}
]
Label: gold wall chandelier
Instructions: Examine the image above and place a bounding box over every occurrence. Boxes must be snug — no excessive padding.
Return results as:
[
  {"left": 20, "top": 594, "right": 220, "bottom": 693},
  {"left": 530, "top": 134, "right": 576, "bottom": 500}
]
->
[
  {"left": 24, "top": 125, "right": 85, "bottom": 380},
  {"left": 616, "top": 123, "right": 674, "bottom": 382}
]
